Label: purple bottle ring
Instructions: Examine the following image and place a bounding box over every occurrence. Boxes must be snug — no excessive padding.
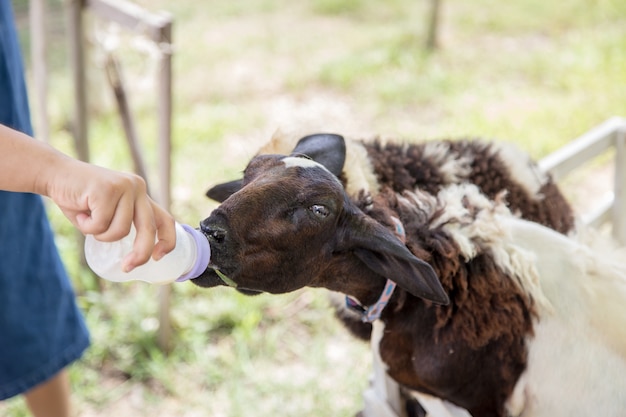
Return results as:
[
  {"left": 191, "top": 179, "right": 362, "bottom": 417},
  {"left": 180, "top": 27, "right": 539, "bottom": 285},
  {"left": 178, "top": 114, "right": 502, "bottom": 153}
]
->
[{"left": 176, "top": 224, "right": 211, "bottom": 282}]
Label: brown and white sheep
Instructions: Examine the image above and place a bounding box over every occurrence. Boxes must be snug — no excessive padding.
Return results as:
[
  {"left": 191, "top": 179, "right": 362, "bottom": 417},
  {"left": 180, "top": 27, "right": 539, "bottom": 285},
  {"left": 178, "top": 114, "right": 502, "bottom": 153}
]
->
[
  {"left": 205, "top": 132, "right": 575, "bottom": 342},
  {"left": 192, "top": 133, "right": 626, "bottom": 416}
]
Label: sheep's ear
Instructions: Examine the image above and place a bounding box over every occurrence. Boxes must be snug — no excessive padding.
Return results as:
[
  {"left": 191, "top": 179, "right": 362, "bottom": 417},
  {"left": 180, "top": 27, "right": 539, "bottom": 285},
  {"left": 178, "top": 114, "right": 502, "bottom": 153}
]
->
[
  {"left": 290, "top": 133, "right": 346, "bottom": 177},
  {"left": 340, "top": 215, "right": 449, "bottom": 305},
  {"left": 206, "top": 133, "right": 345, "bottom": 202},
  {"left": 206, "top": 179, "right": 243, "bottom": 203}
]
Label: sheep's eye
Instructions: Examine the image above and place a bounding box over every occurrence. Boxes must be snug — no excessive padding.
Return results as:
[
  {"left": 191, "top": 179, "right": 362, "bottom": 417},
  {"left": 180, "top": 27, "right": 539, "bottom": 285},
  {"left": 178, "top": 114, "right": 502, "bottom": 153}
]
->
[{"left": 310, "top": 204, "right": 330, "bottom": 218}]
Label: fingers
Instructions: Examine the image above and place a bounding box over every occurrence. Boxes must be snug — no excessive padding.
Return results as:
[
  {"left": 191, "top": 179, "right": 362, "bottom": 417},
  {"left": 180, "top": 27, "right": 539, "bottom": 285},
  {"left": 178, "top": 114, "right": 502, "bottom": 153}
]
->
[
  {"left": 88, "top": 191, "right": 134, "bottom": 241},
  {"left": 76, "top": 172, "right": 176, "bottom": 272},
  {"left": 72, "top": 170, "right": 136, "bottom": 240},
  {"left": 121, "top": 194, "right": 157, "bottom": 271},
  {"left": 122, "top": 209, "right": 176, "bottom": 272},
  {"left": 48, "top": 159, "right": 178, "bottom": 272},
  {"left": 120, "top": 185, "right": 176, "bottom": 272},
  {"left": 150, "top": 202, "right": 177, "bottom": 260}
]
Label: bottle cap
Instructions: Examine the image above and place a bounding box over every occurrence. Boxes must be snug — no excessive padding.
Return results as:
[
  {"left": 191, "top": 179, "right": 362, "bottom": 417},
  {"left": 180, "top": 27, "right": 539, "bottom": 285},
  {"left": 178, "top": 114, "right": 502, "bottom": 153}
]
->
[{"left": 176, "top": 224, "right": 211, "bottom": 282}]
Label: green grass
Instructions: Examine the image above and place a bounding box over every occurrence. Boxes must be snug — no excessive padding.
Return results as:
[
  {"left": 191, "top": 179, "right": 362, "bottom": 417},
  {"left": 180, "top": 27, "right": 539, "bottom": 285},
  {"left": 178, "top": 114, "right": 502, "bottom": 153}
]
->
[{"left": 3, "top": 0, "right": 626, "bottom": 415}]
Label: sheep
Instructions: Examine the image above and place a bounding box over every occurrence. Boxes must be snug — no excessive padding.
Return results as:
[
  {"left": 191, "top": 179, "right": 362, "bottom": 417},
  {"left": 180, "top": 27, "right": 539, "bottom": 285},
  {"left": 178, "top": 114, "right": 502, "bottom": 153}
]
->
[
  {"left": 205, "top": 132, "right": 575, "bottom": 342},
  {"left": 190, "top": 133, "right": 626, "bottom": 416}
]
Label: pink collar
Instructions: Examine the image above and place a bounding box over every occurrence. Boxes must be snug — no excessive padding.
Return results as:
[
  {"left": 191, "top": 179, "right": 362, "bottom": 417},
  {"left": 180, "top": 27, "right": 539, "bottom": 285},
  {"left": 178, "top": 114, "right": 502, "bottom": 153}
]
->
[
  {"left": 344, "top": 217, "right": 404, "bottom": 323},
  {"left": 345, "top": 279, "right": 397, "bottom": 323}
]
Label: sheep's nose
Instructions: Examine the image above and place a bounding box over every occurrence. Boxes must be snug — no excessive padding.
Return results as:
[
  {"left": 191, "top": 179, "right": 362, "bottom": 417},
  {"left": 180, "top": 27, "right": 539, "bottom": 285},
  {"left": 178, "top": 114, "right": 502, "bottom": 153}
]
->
[{"left": 200, "top": 222, "right": 226, "bottom": 243}]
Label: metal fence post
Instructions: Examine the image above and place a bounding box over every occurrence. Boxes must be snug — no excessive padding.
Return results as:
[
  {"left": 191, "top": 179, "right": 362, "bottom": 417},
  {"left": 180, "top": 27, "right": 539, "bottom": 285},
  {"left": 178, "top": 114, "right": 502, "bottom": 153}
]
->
[{"left": 613, "top": 125, "right": 626, "bottom": 245}]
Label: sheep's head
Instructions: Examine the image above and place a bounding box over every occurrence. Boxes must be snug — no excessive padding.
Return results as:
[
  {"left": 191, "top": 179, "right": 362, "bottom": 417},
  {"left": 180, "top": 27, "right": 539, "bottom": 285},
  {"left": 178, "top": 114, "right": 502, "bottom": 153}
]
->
[{"left": 193, "top": 134, "right": 449, "bottom": 305}]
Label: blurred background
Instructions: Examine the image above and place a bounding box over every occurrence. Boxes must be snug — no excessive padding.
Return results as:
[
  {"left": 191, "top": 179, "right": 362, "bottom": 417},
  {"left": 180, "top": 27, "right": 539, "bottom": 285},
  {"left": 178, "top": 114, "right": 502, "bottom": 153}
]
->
[{"left": 3, "top": 0, "right": 626, "bottom": 415}]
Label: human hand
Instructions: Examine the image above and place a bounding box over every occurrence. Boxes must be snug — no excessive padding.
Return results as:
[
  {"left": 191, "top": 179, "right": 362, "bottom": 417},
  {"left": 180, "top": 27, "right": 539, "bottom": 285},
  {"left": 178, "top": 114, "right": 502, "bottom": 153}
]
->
[
  {"left": 0, "top": 124, "right": 176, "bottom": 271},
  {"left": 44, "top": 158, "right": 176, "bottom": 272}
]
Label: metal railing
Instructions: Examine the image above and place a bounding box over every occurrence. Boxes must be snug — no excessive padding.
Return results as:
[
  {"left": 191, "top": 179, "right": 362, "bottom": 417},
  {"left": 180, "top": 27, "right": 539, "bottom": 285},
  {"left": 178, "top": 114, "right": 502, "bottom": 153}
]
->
[{"left": 539, "top": 116, "right": 626, "bottom": 244}]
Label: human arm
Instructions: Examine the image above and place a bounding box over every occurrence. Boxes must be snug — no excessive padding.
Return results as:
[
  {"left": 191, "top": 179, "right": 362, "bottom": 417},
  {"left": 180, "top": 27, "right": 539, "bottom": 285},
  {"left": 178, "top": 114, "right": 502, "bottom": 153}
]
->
[{"left": 0, "top": 123, "right": 176, "bottom": 271}]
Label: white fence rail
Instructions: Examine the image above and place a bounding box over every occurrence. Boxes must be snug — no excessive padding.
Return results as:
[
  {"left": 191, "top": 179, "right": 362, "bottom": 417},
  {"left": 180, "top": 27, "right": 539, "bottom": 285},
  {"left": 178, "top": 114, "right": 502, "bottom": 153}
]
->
[
  {"left": 539, "top": 116, "right": 626, "bottom": 244},
  {"left": 361, "top": 116, "right": 626, "bottom": 417}
]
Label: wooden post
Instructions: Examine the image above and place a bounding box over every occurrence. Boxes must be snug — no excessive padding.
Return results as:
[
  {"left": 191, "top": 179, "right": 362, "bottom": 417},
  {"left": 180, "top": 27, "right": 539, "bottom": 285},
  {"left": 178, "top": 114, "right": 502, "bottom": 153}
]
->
[
  {"left": 29, "top": 0, "right": 49, "bottom": 142},
  {"left": 156, "top": 17, "right": 174, "bottom": 354},
  {"left": 66, "top": 0, "right": 90, "bottom": 163},
  {"left": 65, "top": 0, "right": 92, "bottom": 282},
  {"left": 425, "top": 0, "right": 441, "bottom": 51},
  {"left": 104, "top": 54, "right": 150, "bottom": 186}
]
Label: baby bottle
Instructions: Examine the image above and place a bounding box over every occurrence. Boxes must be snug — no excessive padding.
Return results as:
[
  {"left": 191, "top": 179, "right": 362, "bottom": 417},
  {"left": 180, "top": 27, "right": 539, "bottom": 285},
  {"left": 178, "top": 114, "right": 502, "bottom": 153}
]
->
[{"left": 84, "top": 223, "right": 210, "bottom": 284}]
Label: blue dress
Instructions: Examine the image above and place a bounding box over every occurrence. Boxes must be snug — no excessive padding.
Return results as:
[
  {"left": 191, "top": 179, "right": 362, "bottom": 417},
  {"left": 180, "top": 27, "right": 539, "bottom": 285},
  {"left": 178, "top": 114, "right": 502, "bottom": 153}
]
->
[{"left": 0, "top": 1, "right": 90, "bottom": 400}]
